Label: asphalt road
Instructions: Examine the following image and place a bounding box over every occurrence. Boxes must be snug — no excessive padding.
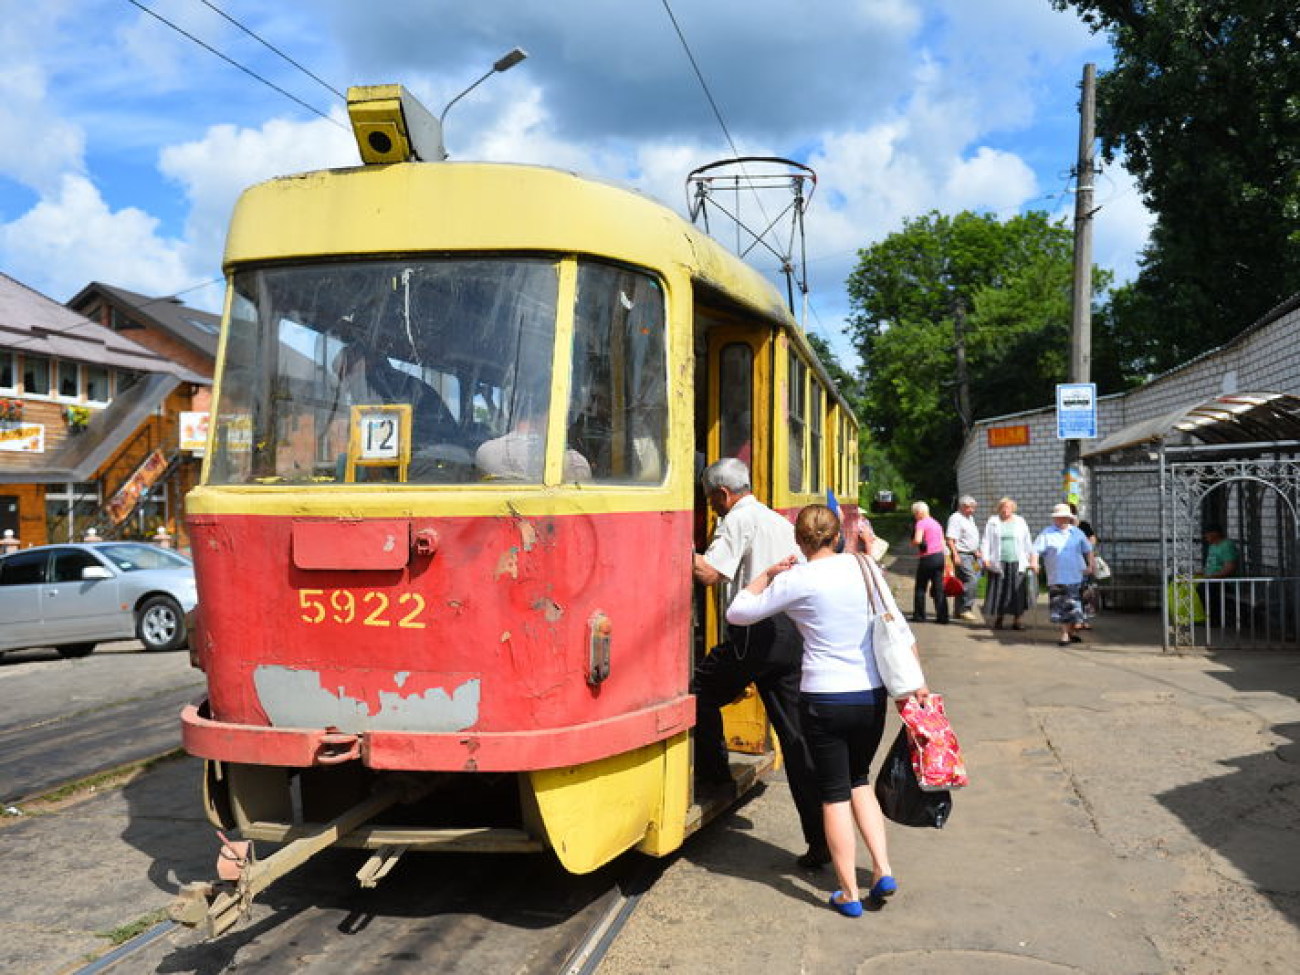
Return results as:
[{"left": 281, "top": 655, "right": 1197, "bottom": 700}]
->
[{"left": 0, "top": 640, "right": 204, "bottom": 804}]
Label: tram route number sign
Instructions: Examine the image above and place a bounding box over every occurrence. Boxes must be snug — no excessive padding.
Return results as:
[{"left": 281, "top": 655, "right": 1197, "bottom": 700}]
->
[
  {"left": 358, "top": 409, "right": 403, "bottom": 459},
  {"left": 1056, "top": 382, "right": 1098, "bottom": 440}
]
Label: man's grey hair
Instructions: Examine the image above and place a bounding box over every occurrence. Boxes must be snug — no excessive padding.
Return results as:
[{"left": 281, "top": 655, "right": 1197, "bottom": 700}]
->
[
  {"left": 911, "top": 500, "right": 930, "bottom": 517},
  {"left": 701, "top": 457, "right": 751, "bottom": 494},
  {"left": 958, "top": 495, "right": 977, "bottom": 507}
]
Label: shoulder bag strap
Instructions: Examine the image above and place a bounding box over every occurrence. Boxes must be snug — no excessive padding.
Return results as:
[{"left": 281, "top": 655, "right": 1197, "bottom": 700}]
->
[{"left": 855, "top": 553, "right": 887, "bottom": 615}]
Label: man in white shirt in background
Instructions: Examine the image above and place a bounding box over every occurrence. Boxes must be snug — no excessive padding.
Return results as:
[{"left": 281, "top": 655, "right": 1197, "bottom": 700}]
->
[
  {"left": 946, "top": 495, "right": 983, "bottom": 621},
  {"left": 691, "top": 457, "right": 827, "bottom": 869}
]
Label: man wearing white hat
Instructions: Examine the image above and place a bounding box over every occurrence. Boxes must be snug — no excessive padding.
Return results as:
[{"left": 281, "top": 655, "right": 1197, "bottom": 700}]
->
[{"left": 1034, "top": 503, "right": 1096, "bottom": 646}]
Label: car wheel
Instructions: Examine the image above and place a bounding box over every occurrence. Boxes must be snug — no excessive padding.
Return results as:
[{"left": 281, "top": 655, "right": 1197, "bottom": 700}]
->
[
  {"left": 137, "top": 595, "right": 186, "bottom": 652},
  {"left": 56, "top": 643, "right": 96, "bottom": 659}
]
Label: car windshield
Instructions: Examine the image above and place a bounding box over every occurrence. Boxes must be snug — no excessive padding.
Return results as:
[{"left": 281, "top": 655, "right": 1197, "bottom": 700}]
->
[{"left": 96, "top": 543, "right": 192, "bottom": 572}]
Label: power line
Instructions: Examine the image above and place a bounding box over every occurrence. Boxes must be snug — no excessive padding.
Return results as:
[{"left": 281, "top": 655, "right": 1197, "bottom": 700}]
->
[
  {"left": 124, "top": 0, "right": 346, "bottom": 130},
  {"left": 198, "top": 0, "right": 346, "bottom": 102},
  {"left": 660, "top": 0, "right": 742, "bottom": 160}
]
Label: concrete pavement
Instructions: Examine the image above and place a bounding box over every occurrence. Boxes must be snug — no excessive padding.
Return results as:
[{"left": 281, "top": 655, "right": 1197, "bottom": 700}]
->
[{"left": 598, "top": 557, "right": 1300, "bottom": 974}]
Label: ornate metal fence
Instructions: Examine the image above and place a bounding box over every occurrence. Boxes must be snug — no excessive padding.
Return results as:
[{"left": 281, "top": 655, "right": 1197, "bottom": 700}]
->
[{"left": 1163, "top": 453, "right": 1300, "bottom": 650}]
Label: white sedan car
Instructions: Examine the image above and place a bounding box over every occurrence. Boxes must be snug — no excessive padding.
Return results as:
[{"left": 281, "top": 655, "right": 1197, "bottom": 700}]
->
[{"left": 0, "top": 541, "right": 198, "bottom": 657}]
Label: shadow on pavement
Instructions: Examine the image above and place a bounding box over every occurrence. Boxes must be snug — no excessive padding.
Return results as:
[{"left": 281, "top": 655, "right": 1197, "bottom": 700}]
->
[{"left": 1156, "top": 653, "right": 1300, "bottom": 928}]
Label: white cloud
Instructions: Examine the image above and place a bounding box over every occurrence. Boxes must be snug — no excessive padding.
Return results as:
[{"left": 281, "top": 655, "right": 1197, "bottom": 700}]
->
[
  {"left": 159, "top": 113, "right": 357, "bottom": 278},
  {"left": 1092, "top": 161, "right": 1153, "bottom": 286},
  {"left": 0, "top": 175, "right": 187, "bottom": 300},
  {"left": 944, "top": 148, "right": 1039, "bottom": 211},
  {"left": 0, "top": 6, "right": 86, "bottom": 196}
]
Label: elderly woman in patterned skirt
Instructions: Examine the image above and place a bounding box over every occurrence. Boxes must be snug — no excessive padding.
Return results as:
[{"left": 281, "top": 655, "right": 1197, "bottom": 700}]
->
[{"left": 1033, "top": 503, "right": 1096, "bottom": 646}]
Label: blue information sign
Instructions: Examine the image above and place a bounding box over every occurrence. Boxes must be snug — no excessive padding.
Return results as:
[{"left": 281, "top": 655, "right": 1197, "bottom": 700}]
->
[{"left": 1056, "top": 382, "right": 1097, "bottom": 439}]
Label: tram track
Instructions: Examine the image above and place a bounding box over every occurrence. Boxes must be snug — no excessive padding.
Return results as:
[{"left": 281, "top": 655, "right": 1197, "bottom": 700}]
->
[
  {"left": 71, "top": 837, "right": 669, "bottom": 974},
  {"left": 0, "top": 681, "right": 200, "bottom": 807}
]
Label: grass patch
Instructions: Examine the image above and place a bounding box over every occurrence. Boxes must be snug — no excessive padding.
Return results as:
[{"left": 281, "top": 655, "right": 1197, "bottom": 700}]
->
[
  {"left": 1, "top": 749, "right": 186, "bottom": 823},
  {"left": 99, "top": 908, "right": 170, "bottom": 946}
]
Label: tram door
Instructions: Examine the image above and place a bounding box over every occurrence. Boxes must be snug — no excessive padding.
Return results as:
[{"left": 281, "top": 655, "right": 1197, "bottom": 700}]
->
[{"left": 697, "top": 325, "right": 777, "bottom": 756}]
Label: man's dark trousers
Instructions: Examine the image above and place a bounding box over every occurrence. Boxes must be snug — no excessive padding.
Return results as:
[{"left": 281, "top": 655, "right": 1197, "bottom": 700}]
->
[{"left": 692, "top": 614, "right": 825, "bottom": 851}]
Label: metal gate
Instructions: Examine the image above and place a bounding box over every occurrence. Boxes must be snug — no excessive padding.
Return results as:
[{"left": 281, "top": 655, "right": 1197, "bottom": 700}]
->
[
  {"left": 1084, "top": 392, "right": 1300, "bottom": 652},
  {"left": 1164, "top": 453, "right": 1300, "bottom": 649}
]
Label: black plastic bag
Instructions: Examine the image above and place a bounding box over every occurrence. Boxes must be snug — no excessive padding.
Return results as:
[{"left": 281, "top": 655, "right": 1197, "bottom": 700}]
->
[{"left": 875, "top": 728, "right": 952, "bottom": 828}]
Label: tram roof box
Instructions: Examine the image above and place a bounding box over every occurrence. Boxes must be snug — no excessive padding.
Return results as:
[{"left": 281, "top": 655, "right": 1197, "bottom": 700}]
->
[{"left": 347, "top": 84, "right": 447, "bottom": 164}]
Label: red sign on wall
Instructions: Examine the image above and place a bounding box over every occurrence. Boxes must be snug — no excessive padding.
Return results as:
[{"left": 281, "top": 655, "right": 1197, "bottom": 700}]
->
[{"left": 988, "top": 424, "right": 1030, "bottom": 448}]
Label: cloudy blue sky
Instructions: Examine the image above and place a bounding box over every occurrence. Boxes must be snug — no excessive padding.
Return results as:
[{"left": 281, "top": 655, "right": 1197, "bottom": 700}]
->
[{"left": 0, "top": 0, "right": 1149, "bottom": 366}]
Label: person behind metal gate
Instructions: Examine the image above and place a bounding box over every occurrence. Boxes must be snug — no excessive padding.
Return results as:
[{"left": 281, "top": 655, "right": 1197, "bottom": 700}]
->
[{"left": 690, "top": 458, "right": 828, "bottom": 870}]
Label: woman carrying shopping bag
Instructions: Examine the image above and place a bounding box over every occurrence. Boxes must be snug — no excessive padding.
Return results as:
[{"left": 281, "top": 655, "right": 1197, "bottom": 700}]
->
[{"left": 727, "top": 504, "right": 929, "bottom": 918}]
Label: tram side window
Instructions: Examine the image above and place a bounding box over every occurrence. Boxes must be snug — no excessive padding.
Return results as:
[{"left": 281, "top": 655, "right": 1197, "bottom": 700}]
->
[
  {"left": 809, "top": 382, "right": 823, "bottom": 494},
  {"left": 567, "top": 263, "right": 667, "bottom": 483},
  {"left": 788, "top": 352, "right": 806, "bottom": 492},
  {"left": 719, "top": 344, "right": 753, "bottom": 465}
]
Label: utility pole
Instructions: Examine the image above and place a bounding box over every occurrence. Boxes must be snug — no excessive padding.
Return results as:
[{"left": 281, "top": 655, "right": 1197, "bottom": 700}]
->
[
  {"left": 1063, "top": 63, "right": 1096, "bottom": 507},
  {"left": 952, "top": 295, "right": 972, "bottom": 435}
]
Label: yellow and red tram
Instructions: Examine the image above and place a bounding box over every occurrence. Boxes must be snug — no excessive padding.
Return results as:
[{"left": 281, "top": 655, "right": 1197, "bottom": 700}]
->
[{"left": 179, "top": 86, "right": 862, "bottom": 896}]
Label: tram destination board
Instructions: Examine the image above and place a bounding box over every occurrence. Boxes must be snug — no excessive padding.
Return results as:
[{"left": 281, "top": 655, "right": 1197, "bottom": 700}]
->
[{"left": 1056, "top": 382, "right": 1098, "bottom": 440}]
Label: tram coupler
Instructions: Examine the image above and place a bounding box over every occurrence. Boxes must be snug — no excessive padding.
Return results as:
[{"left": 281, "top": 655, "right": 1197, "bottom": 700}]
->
[
  {"left": 356, "top": 844, "right": 409, "bottom": 888},
  {"left": 170, "top": 776, "right": 431, "bottom": 939}
]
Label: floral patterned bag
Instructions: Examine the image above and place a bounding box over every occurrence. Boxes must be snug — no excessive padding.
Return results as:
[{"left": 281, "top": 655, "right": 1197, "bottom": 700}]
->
[{"left": 899, "top": 693, "right": 968, "bottom": 792}]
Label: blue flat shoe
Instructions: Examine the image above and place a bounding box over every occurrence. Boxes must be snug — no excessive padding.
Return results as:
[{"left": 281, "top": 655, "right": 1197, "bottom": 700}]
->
[
  {"left": 829, "top": 891, "right": 864, "bottom": 917},
  {"left": 869, "top": 876, "right": 897, "bottom": 900}
]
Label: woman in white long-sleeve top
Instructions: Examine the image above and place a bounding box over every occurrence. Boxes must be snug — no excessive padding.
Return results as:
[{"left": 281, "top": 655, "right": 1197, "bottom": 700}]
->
[
  {"left": 727, "top": 504, "right": 929, "bottom": 918},
  {"left": 979, "top": 497, "right": 1038, "bottom": 631}
]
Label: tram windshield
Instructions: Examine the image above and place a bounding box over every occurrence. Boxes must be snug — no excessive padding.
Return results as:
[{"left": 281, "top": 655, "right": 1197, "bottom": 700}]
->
[{"left": 207, "top": 257, "right": 667, "bottom": 486}]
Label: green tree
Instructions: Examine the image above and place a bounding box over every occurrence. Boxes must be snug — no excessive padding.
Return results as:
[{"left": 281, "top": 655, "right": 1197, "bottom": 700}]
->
[
  {"left": 1052, "top": 0, "right": 1300, "bottom": 372},
  {"left": 846, "top": 210, "right": 1117, "bottom": 500},
  {"left": 805, "top": 332, "right": 861, "bottom": 408},
  {"left": 804, "top": 332, "right": 912, "bottom": 502}
]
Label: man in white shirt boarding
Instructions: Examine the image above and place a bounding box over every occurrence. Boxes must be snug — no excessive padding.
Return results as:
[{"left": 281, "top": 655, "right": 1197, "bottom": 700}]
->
[{"left": 691, "top": 458, "right": 827, "bottom": 869}]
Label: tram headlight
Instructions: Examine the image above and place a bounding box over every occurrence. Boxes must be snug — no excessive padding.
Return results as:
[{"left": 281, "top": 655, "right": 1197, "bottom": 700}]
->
[{"left": 347, "top": 84, "right": 447, "bottom": 164}]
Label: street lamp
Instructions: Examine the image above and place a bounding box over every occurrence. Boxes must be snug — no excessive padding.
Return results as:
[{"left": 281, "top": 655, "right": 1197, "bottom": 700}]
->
[{"left": 438, "top": 47, "right": 528, "bottom": 143}]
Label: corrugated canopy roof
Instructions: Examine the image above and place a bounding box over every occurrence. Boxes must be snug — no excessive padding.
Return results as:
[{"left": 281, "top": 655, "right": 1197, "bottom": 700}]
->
[{"left": 1084, "top": 391, "right": 1300, "bottom": 459}]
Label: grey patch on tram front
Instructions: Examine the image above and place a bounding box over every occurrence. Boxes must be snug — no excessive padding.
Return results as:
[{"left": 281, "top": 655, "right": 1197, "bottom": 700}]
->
[{"left": 253, "top": 665, "right": 481, "bottom": 732}]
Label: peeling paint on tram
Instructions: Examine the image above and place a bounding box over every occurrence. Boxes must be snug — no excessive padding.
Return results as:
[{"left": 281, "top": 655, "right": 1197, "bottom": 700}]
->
[{"left": 252, "top": 664, "right": 481, "bottom": 731}]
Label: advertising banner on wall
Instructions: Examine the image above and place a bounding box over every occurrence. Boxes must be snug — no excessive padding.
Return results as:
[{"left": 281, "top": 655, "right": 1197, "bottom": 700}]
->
[
  {"left": 179, "top": 411, "right": 210, "bottom": 452},
  {"left": 0, "top": 423, "right": 45, "bottom": 452},
  {"left": 105, "top": 449, "right": 169, "bottom": 524}
]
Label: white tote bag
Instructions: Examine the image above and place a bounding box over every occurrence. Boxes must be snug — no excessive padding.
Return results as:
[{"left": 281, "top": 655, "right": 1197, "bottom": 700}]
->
[{"left": 854, "top": 554, "right": 926, "bottom": 698}]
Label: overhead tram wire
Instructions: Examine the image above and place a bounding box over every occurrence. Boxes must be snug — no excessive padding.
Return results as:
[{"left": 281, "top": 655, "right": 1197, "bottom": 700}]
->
[
  {"left": 660, "top": 0, "right": 741, "bottom": 160},
  {"left": 662, "top": 0, "right": 798, "bottom": 300},
  {"left": 123, "top": 0, "right": 347, "bottom": 130},
  {"left": 198, "top": 0, "right": 346, "bottom": 102}
]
